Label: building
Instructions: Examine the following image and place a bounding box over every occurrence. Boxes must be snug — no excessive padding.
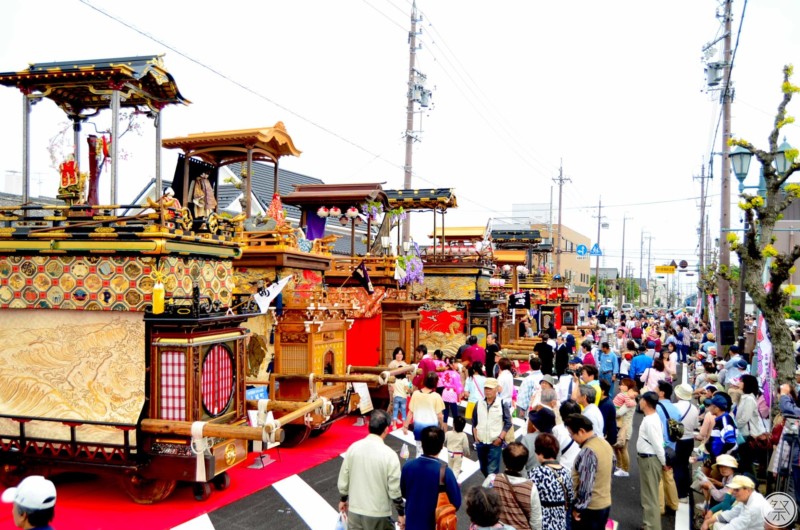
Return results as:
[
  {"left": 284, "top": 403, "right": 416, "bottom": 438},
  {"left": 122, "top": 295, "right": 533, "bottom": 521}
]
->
[{"left": 531, "top": 223, "right": 592, "bottom": 304}]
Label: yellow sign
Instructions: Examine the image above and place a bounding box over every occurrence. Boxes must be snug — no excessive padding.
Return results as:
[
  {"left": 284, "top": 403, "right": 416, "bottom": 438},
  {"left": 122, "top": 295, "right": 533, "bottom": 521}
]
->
[{"left": 655, "top": 265, "right": 676, "bottom": 274}]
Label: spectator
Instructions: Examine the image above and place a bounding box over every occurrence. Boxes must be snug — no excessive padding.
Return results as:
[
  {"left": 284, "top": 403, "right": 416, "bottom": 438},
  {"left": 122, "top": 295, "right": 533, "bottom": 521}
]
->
[
  {"left": 497, "top": 357, "right": 515, "bottom": 407},
  {"left": 1, "top": 475, "right": 57, "bottom": 530},
  {"left": 535, "top": 333, "right": 555, "bottom": 376},
  {"left": 553, "top": 334, "right": 570, "bottom": 376},
  {"left": 636, "top": 392, "right": 667, "bottom": 530},
  {"left": 530, "top": 432, "right": 573, "bottom": 530},
  {"left": 439, "top": 356, "right": 463, "bottom": 425},
  {"left": 576, "top": 385, "right": 604, "bottom": 436},
  {"left": 629, "top": 348, "right": 653, "bottom": 391},
  {"left": 654, "top": 381, "right": 680, "bottom": 514},
  {"left": 673, "top": 383, "right": 700, "bottom": 502},
  {"left": 565, "top": 413, "right": 615, "bottom": 530},
  {"left": 580, "top": 340, "right": 596, "bottom": 367},
  {"left": 390, "top": 371, "right": 411, "bottom": 429},
  {"left": 734, "top": 374, "right": 767, "bottom": 479},
  {"left": 597, "top": 342, "right": 619, "bottom": 394},
  {"left": 387, "top": 347, "right": 407, "bottom": 369},
  {"left": 697, "top": 454, "right": 737, "bottom": 513},
  {"left": 472, "top": 377, "right": 512, "bottom": 476},
  {"left": 445, "top": 416, "right": 470, "bottom": 478},
  {"left": 462, "top": 361, "right": 487, "bottom": 420},
  {"left": 485, "top": 333, "right": 500, "bottom": 378},
  {"left": 405, "top": 371, "right": 445, "bottom": 458},
  {"left": 597, "top": 379, "right": 618, "bottom": 446},
  {"left": 553, "top": 400, "right": 582, "bottom": 471},
  {"left": 639, "top": 357, "right": 666, "bottom": 393},
  {"left": 461, "top": 335, "right": 486, "bottom": 366},
  {"left": 464, "top": 486, "right": 516, "bottom": 530},
  {"left": 400, "top": 426, "right": 461, "bottom": 530},
  {"left": 612, "top": 377, "right": 638, "bottom": 477},
  {"left": 700, "top": 475, "right": 767, "bottom": 530},
  {"left": 338, "top": 410, "right": 405, "bottom": 530},
  {"left": 517, "top": 357, "right": 544, "bottom": 417},
  {"left": 571, "top": 365, "right": 601, "bottom": 405},
  {"left": 704, "top": 394, "right": 738, "bottom": 460},
  {"left": 412, "top": 344, "right": 435, "bottom": 390},
  {"left": 521, "top": 407, "right": 556, "bottom": 476},
  {"left": 482, "top": 442, "right": 542, "bottom": 530}
]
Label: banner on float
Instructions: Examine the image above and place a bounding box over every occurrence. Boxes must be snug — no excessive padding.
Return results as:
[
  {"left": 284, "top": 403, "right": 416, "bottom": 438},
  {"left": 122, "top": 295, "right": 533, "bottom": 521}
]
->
[{"left": 707, "top": 295, "right": 716, "bottom": 335}]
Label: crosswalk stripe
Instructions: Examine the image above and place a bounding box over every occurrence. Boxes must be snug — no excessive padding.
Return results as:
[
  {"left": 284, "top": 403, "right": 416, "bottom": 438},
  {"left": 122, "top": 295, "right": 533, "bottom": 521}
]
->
[
  {"left": 171, "top": 514, "right": 215, "bottom": 530},
  {"left": 273, "top": 474, "right": 338, "bottom": 530}
]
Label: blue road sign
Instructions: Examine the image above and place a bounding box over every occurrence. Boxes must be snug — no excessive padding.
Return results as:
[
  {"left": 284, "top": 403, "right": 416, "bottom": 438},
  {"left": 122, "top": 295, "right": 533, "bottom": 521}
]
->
[
  {"left": 589, "top": 243, "right": 602, "bottom": 256},
  {"left": 576, "top": 244, "right": 588, "bottom": 256}
]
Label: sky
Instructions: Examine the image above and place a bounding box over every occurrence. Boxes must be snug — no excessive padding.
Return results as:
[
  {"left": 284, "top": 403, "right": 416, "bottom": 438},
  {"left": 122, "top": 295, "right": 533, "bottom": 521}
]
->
[{"left": 1, "top": 0, "right": 800, "bottom": 301}]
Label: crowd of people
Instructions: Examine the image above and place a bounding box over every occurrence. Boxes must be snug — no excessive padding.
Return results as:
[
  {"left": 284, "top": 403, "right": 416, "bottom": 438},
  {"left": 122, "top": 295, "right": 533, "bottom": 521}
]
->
[{"left": 337, "top": 308, "right": 797, "bottom": 530}]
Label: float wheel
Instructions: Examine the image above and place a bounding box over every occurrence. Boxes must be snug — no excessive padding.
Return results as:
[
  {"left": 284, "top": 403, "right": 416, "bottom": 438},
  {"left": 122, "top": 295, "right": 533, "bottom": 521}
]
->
[
  {"left": 212, "top": 472, "right": 230, "bottom": 491},
  {"left": 193, "top": 482, "right": 212, "bottom": 501},
  {"left": 120, "top": 474, "right": 177, "bottom": 504},
  {"left": 279, "top": 424, "right": 311, "bottom": 447}
]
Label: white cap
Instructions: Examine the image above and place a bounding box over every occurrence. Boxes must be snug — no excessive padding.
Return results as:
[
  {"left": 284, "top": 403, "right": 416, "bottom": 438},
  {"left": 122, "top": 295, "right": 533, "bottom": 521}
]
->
[{"left": 1, "top": 476, "right": 56, "bottom": 510}]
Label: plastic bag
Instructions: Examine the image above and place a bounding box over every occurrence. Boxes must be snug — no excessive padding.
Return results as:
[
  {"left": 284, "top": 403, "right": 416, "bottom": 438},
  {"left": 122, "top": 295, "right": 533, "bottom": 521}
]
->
[
  {"left": 335, "top": 511, "right": 347, "bottom": 530},
  {"left": 399, "top": 444, "right": 410, "bottom": 459}
]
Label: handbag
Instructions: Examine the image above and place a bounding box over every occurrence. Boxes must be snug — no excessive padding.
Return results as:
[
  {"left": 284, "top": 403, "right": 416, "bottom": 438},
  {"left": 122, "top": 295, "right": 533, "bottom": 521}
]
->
[
  {"left": 748, "top": 416, "right": 771, "bottom": 450},
  {"left": 435, "top": 464, "right": 457, "bottom": 530}
]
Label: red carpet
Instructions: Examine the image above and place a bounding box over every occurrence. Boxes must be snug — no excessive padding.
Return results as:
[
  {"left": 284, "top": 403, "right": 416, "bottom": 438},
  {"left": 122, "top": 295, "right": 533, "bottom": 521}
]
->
[{"left": 0, "top": 419, "right": 367, "bottom": 530}]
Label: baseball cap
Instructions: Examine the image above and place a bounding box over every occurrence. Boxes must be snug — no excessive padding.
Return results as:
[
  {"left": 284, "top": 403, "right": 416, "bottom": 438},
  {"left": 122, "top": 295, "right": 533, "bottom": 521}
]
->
[
  {"left": 735, "top": 359, "right": 748, "bottom": 370},
  {"left": 727, "top": 475, "right": 755, "bottom": 490},
  {"left": 646, "top": 341, "right": 655, "bottom": 348},
  {"left": 624, "top": 352, "right": 632, "bottom": 361},
  {"left": 729, "top": 345, "right": 740, "bottom": 353},
  {"left": 569, "top": 357, "right": 582, "bottom": 365},
  {"left": 484, "top": 378, "right": 499, "bottom": 389},
  {"left": 705, "top": 394, "right": 729, "bottom": 411},
  {"left": 2, "top": 475, "right": 56, "bottom": 511}
]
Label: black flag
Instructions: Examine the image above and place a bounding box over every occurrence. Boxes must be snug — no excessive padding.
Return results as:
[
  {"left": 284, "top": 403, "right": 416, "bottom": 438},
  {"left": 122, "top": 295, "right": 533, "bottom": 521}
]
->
[{"left": 354, "top": 261, "right": 374, "bottom": 294}]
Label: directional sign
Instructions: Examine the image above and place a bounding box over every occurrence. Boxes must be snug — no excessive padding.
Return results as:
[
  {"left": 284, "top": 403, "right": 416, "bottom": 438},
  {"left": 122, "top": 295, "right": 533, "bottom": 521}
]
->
[
  {"left": 655, "top": 265, "right": 676, "bottom": 274},
  {"left": 589, "top": 244, "right": 602, "bottom": 256},
  {"left": 576, "top": 244, "right": 588, "bottom": 256}
]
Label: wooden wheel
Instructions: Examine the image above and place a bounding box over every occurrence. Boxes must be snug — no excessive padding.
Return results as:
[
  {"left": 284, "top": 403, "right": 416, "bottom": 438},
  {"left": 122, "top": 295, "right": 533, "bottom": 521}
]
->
[
  {"left": 206, "top": 213, "right": 220, "bottom": 234},
  {"left": 212, "top": 472, "right": 230, "bottom": 491},
  {"left": 120, "top": 473, "right": 177, "bottom": 504},
  {"left": 193, "top": 482, "right": 212, "bottom": 502},
  {"left": 280, "top": 424, "right": 311, "bottom": 448},
  {"left": 178, "top": 208, "right": 193, "bottom": 231},
  {"left": 309, "top": 423, "right": 332, "bottom": 438}
]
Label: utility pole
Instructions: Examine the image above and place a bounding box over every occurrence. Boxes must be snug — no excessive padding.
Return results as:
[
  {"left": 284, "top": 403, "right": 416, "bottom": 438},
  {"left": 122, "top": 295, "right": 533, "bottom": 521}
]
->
[
  {"left": 548, "top": 186, "right": 554, "bottom": 274},
  {"left": 402, "top": 1, "right": 431, "bottom": 245},
  {"left": 717, "top": 0, "right": 734, "bottom": 331},
  {"left": 618, "top": 215, "right": 630, "bottom": 309},
  {"left": 593, "top": 199, "right": 605, "bottom": 305},
  {"left": 646, "top": 234, "right": 654, "bottom": 305},
  {"left": 553, "top": 161, "right": 571, "bottom": 276},
  {"left": 695, "top": 162, "right": 710, "bottom": 319},
  {"left": 638, "top": 230, "right": 645, "bottom": 307}
]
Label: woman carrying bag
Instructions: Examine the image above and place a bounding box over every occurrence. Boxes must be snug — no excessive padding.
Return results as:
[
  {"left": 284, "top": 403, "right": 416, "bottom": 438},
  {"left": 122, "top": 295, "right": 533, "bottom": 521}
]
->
[{"left": 734, "top": 374, "right": 768, "bottom": 479}]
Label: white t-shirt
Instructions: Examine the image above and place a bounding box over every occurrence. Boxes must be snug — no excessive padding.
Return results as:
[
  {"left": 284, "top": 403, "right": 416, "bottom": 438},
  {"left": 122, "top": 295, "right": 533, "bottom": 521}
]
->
[
  {"left": 673, "top": 400, "right": 700, "bottom": 440},
  {"left": 497, "top": 370, "right": 515, "bottom": 405},
  {"left": 553, "top": 424, "right": 580, "bottom": 471}
]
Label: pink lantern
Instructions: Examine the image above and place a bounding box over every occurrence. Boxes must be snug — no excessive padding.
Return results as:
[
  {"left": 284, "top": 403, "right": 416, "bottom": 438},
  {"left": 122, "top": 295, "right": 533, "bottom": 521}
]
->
[
  {"left": 329, "top": 206, "right": 342, "bottom": 217},
  {"left": 316, "top": 206, "right": 329, "bottom": 218},
  {"left": 345, "top": 207, "right": 359, "bottom": 219},
  {"left": 502, "top": 264, "right": 512, "bottom": 272}
]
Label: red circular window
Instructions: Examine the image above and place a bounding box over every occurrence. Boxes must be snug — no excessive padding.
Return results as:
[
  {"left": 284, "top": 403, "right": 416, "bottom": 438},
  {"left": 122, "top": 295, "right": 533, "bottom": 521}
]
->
[{"left": 201, "top": 344, "right": 234, "bottom": 417}]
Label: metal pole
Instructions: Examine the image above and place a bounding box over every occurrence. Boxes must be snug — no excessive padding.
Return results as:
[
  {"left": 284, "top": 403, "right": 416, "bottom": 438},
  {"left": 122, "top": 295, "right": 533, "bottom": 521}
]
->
[
  {"left": 639, "top": 229, "right": 644, "bottom": 307},
  {"left": 553, "top": 161, "right": 570, "bottom": 276},
  {"left": 110, "top": 89, "right": 120, "bottom": 206},
  {"left": 21, "top": 93, "right": 30, "bottom": 203},
  {"left": 154, "top": 110, "right": 162, "bottom": 199},
  {"left": 72, "top": 117, "right": 81, "bottom": 176},
  {"left": 647, "top": 235, "right": 653, "bottom": 306},
  {"left": 594, "top": 198, "right": 602, "bottom": 305},
  {"left": 401, "top": 1, "right": 418, "bottom": 244},
  {"left": 618, "top": 216, "right": 627, "bottom": 309},
  {"left": 246, "top": 148, "right": 253, "bottom": 218},
  {"left": 548, "top": 186, "right": 553, "bottom": 274},
  {"left": 717, "top": 0, "right": 734, "bottom": 331}
]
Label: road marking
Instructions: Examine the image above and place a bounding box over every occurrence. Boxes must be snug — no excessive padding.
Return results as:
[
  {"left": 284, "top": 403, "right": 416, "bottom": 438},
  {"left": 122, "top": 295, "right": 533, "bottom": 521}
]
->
[
  {"left": 171, "top": 514, "right": 215, "bottom": 530},
  {"left": 273, "top": 474, "right": 338, "bottom": 530}
]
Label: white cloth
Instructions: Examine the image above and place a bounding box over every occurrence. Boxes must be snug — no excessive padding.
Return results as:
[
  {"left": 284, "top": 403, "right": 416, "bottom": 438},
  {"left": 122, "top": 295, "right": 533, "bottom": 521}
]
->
[
  {"left": 582, "top": 403, "right": 604, "bottom": 435},
  {"left": 637, "top": 412, "right": 666, "bottom": 466},
  {"left": 674, "top": 401, "right": 700, "bottom": 440},
  {"left": 338, "top": 434, "right": 402, "bottom": 517},
  {"left": 497, "top": 369, "right": 515, "bottom": 405},
  {"left": 735, "top": 393, "right": 766, "bottom": 437},
  {"left": 553, "top": 424, "right": 580, "bottom": 471}
]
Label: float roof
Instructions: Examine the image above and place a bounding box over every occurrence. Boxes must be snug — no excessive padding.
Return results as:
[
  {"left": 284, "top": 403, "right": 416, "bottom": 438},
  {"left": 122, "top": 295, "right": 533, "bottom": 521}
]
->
[{"left": 385, "top": 188, "right": 457, "bottom": 210}]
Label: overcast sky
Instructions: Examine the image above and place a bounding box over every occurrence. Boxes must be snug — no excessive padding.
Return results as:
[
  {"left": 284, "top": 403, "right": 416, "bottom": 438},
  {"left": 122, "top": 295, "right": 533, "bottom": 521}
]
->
[{"left": 1, "top": 0, "right": 799, "bottom": 296}]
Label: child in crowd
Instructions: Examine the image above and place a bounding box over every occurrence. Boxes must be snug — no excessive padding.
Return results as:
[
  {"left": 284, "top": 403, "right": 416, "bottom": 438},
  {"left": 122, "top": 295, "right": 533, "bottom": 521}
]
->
[
  {"left": 440, "top": 356, "right": 464, "bottom": 424},
  {"left": 619, "top": 352, "right": 632, "bottom": 379},
  {"left": 445, "top": 415, "right": 470, "bottom": 478},
  {"left": 391, "top": 372, "right": 411, "bottom": 428}
]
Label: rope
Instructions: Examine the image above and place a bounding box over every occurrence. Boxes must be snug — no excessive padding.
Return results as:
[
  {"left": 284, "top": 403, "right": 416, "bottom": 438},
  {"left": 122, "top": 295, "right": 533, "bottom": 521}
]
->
[
  {"left": 190, "top": 421, "right": 209, "bottom": 482},
  {"left": 377, "top": 371, "right": 390, "bottom": 386},
  {"left": 257, "top": 398, "right": 270, "bottom": 426}
]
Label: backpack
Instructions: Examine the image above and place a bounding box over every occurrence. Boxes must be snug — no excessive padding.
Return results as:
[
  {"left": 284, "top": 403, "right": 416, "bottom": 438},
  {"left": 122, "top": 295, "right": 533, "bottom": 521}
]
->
[
  {"left": 435, "top": 464, "right": 457, "bottom": 530},
  {"left": 657, "top": 402, "right": 684, "bottom": 442}
]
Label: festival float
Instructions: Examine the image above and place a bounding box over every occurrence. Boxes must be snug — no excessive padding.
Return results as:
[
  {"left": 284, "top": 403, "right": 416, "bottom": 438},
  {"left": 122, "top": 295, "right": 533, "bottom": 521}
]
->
[{"left": 0, "top": 56, "right": 334, "bottom": 504}]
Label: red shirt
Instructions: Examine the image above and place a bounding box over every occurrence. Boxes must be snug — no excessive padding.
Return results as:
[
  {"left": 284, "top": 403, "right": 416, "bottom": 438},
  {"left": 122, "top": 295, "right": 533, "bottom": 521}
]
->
[
  {"left": 462, "top": 345, "right": 486, "bottom": 366},
  {"left": 413, "top": 356, "right": 437, "bottom": 389}
]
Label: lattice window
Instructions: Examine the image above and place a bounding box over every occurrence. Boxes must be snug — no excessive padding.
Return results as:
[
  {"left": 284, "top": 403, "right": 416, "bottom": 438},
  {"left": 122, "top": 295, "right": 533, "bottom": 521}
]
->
[
  {"left": 384, "top": 328, "right": 400, "bottom": 364},
  {"left": 201, "top": 344, "right": 234, "bottom": 417},
  {"left": 160, "top": 349, "right": 186, "bottom": 421},
  {"left": 281, "top": 344, "right": 308, "bottom": 374}
]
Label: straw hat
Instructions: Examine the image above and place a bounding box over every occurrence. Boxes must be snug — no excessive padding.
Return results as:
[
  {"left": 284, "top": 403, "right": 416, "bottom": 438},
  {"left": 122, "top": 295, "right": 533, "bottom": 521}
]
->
[
  {"left": 674, "top": 384, "right": 693, "bottom": 401},
  {"left": 712, "top": 454, "right": 739, "bottom": 470}
]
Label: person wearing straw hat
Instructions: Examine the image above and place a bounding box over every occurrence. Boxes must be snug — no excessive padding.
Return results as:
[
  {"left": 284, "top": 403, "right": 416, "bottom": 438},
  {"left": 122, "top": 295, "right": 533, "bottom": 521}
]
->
[
  {"left": 673, "top": 383, "right": 700, "bottom": 503},
  {"left": 2, "top": 475, "right": 57, "bottom": 530},
  {"left": 697, "top": 454, "right": 737, "bottom": 514},
  {"left": 700, "top": 475, "right": 768, "bottom": 530}
]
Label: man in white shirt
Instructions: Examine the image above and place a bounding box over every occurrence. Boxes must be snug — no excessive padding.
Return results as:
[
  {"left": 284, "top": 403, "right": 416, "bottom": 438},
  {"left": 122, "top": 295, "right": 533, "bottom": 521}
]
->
[
  {"left": 701, "top": 475, "right": 768, "bottom": 530},
  {"left": 637, "top": 392, "right": 667, "bottom": 530},
  {"left": 516, "top": 356, "right": 544, "bottom": 417},
  {"left": 338, "top": 410, "right": 405, "bottom": 529},
  {"left": 577, "top": 384, "right": 604, "bottom": 435},
  {"left": 673, "top": 384, "right": 700, "bottom": 503}
]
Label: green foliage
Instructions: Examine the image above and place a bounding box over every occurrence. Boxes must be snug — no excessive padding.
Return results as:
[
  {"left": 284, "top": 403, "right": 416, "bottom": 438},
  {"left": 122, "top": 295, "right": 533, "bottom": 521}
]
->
[{"left": 785, "top": 306, "right": 800, "bottom": 321}]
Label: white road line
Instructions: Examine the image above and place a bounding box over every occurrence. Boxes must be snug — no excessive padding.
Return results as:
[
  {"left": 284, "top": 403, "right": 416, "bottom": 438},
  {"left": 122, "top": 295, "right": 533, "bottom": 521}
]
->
[
  {"left": 273, "top": 474, "right": 338, "bottom": 530},
  {"left": 677, "top": 500, "right": 689, "bottom": 529},
  {"left": 171, "top": 514, "right": 215, "bottom": 530}
]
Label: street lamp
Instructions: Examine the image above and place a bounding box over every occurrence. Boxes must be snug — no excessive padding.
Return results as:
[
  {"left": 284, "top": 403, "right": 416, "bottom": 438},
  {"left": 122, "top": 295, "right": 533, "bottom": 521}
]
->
[
  {"left": 731, "top": 144, "right": 754, "bottom": 352},
  {"left": 776, "top": 137, "right": 793, "bottom": 175},
  {"left": 731, "top": 145, "right": 753, "bottom": 193}
]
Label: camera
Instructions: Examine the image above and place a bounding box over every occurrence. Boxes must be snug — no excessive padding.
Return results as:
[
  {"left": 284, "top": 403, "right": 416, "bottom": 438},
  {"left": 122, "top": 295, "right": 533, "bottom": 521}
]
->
[{"left": 565, "top": 369, "right": 576, "bottom": 376}]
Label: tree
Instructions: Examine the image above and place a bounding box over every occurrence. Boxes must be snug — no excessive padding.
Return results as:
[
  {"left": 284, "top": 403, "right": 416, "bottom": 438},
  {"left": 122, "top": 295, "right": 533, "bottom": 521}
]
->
[{"left": 728, "top": 64, "right": 800, "bottom": 387}]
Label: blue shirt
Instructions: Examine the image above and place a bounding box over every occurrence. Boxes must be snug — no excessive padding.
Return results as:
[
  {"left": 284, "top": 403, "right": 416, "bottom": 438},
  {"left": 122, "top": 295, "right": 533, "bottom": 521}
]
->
[
  {"left": 598, "top": 352, "right": 619, "bottom": 375},
  {"left": 629, "top": 354, "right": 653, "bottom": 380},
  {"left": 656, "top": 399, "right": 681, "bottom": 450},
  {"left": 400, "top": 455, "right": 461, "bottom": 530}
]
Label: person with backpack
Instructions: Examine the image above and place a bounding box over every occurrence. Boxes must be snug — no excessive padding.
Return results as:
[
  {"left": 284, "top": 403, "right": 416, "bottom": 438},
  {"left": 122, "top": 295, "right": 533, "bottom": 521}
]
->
[
  {"left": 704, "top": 394, "right": 739, "bottom": 461},
  {"left": 482, "top": 442, "right": 543, "bottom": 530},
  {"left": 637, "top": 392, "right": 668, "bottom": 530},
  {"left": 655, "top": 381, "right": 680, "bottom": 514},
  {"left": 400, "top": 426, "right": 461, "bottom": 530},
  {"left": 672, "top": 384, "right": 700, "bottom": 502}
]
